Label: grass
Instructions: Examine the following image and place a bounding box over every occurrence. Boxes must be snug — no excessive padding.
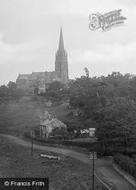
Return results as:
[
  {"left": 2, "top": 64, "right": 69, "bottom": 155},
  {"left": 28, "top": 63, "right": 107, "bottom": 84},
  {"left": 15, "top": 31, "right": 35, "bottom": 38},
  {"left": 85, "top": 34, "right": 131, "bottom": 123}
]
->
[
  {"left": 0, "top": 136, "right": 103, "bottom": 190},
  {"left": 0, "top": 96, "right": 108, "bottom": 189},
  {"left": 70, "top": 137, "right": 96, "bottom": 142},
  {"left": 0, "top": 96, "right": 69, "bottom": 135}
]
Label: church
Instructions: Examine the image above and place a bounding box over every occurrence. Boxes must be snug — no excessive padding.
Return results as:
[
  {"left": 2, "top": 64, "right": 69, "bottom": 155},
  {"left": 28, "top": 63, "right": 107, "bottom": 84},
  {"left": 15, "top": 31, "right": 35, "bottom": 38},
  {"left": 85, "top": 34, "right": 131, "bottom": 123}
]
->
[{"left": 16, "top": 28, "right": 69, "bottom": 94}]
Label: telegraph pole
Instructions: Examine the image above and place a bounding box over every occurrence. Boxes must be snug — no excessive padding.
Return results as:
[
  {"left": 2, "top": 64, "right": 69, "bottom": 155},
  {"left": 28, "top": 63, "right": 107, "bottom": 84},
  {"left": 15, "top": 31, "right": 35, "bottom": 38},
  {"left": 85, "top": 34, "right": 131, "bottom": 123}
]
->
[
  {"left": 90, "top": 151, "right": 96, "bottom": 190},
  {"left": 92, "top": 151, "right": 95, "bottom": 190},
  {"left": 31, "top": 131, "right": 34, "bottom": 156}
]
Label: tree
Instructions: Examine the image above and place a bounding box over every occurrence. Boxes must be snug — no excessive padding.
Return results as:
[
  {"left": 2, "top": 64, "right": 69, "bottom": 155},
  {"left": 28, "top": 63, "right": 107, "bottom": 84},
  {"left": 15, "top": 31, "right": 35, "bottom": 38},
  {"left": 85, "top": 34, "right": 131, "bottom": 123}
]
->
[
  {"left": 68, "top": 73, "right": 136, "bottom": 155},
  {"left": 7, "top": 81, "right": 17, "bottom": 90},
  {"left": 84, "top": 67, "right": 89, "bottom": 78},
  {"left": 0, "top": 81, "right": 24, "bottom": 98},
  {"left": 69, "top": 77, "right": 107, "bottom": 118},
  {"left": 7, "top": 81, "right": 17, "bottom": 95},
  {"left": 45, "top": 81, "right": 68, "bottom": 101},
  {"left": 0, "top": 85, "right": 8, "bottom": 97},
  {"left": 95, "top": 97, "right": 136, "bottom": 155},
  {"left": 47, "top": 81, "right": 65, "bottom": 91}
]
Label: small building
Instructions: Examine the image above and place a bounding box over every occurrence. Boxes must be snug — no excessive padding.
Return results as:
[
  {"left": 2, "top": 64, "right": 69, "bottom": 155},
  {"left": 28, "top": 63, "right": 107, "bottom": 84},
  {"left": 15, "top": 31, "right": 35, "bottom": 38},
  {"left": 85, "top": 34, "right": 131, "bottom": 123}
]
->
[{"left": 39, "top": 111, "right": 67, "bottom": 139}]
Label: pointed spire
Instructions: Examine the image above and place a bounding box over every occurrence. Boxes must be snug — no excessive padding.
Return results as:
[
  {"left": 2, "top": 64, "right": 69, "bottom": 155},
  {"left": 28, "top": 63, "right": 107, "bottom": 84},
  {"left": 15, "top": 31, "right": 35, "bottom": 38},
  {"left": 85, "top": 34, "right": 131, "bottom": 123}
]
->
[{"left": 58, "top": 27, "right": 64, "bottom": 51}]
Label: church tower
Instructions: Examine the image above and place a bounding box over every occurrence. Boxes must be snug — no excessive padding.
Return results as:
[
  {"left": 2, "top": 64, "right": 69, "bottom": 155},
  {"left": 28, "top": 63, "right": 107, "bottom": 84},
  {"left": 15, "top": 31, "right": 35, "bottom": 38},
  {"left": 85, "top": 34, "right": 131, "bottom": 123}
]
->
[{"left": 55, "top": 28, "right": 69, "bottom": 84}]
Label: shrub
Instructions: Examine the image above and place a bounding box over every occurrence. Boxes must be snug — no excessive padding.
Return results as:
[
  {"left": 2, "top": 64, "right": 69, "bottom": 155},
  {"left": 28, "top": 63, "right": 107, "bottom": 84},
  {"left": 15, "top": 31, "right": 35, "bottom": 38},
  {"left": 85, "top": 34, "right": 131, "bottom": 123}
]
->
[
  {"left": 24, "top": 131, "right": 96, "bottom": 150},
  {"left": 113, "top": 154, "right": 136, "bottom": 178}
]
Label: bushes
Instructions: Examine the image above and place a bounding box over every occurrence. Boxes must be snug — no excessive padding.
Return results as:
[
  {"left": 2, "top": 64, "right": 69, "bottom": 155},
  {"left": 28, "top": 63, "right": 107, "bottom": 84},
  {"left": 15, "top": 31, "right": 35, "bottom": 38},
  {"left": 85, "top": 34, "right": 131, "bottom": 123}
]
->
[
  {"left": 24, "top": 132, "right": 96, "bottom": 150},
  {"left": 113, "top": 154, "right": 136, "bottom": 178}
]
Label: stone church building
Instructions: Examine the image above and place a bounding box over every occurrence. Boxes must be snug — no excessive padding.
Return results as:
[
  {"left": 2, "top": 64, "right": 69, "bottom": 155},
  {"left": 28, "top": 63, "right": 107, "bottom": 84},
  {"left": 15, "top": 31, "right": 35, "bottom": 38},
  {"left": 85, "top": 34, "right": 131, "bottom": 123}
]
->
[{"left": 16, "top": 28, "right": 69, "bottom": 93}]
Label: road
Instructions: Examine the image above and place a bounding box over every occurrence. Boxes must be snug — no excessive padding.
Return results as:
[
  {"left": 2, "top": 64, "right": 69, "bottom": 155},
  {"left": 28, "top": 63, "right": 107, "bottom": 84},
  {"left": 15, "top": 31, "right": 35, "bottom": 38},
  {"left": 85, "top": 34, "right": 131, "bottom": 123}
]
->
[{"left": 0, "top": 134, "right": 135, "bottom": 190}]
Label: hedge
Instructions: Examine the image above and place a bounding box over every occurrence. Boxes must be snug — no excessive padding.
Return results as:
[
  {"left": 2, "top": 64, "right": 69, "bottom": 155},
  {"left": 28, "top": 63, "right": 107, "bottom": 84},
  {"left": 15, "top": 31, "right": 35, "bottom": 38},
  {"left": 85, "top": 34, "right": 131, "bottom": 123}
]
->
[
  {"left": 113, "top": 154, "right": 136, "bottom": 179},
  {"left": 24, "top": 132, "right": 96, "bottom": 150}
]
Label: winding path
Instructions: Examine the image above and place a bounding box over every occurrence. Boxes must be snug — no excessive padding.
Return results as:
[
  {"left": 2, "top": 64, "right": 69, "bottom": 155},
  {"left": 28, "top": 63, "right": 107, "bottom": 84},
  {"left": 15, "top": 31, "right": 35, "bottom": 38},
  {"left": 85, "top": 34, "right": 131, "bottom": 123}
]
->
[{"left": 0, "top": 134, "right": 135, "bottom": 190}]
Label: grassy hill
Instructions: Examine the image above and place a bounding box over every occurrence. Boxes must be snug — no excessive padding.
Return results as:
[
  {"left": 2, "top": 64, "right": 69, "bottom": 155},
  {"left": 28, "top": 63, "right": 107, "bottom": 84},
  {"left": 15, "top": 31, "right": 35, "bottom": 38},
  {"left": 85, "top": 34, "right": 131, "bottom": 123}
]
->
[{"left": 0, "top": 96, "right": 69, "bottom": 135}]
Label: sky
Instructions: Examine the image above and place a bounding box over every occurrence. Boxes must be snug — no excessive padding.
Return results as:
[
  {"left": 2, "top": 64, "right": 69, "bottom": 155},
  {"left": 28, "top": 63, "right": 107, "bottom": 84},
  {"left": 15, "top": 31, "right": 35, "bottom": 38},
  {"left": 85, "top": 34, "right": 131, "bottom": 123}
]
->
[{"left": 0, "top": 0, "right": 136, "bottom": 85}]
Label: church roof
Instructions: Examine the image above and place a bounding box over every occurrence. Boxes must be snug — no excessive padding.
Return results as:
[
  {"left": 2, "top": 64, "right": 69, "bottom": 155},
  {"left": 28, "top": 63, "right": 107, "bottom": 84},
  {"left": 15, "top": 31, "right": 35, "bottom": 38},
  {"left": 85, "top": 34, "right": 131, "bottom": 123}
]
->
[{"left": 17, "top": 74, "right": 30, "bottom": 80}]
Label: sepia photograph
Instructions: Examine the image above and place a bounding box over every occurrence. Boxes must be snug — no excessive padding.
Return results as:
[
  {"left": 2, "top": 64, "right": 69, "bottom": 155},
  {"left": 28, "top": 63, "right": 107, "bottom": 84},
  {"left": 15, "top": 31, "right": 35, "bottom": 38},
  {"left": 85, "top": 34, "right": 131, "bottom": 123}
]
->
[{"left": 0, "top": 0, "right": 136, "bottom": 190}]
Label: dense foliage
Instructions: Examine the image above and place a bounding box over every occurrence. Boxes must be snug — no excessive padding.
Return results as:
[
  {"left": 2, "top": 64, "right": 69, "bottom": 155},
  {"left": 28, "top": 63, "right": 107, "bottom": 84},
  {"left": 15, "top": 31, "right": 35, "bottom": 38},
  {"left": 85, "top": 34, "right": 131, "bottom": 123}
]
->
[
  {"left": 68, "top": 72, "right": 136, "bottom": 155},
  {"left": 1, "top": 73, "right": 136, "bottom": 177},
  {"left": 68, "top": 72, "right": 136, "bottom": 177},
  {"left": 114, "top": 154, "right": 136, "bottom": 178},
  {"left": 44, "top": 81, "right": 69, "bottom": 101},
  {"left": 0, "top": 81, "right": 24, "bottom": 99}
]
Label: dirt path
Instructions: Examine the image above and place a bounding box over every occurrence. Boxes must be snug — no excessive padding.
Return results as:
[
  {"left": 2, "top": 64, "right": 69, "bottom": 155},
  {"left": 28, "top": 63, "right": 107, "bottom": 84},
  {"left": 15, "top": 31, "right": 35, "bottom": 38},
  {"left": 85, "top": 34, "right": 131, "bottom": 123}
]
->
[{"left": 0, "top": 134, "right": 135, "bottom": 190}]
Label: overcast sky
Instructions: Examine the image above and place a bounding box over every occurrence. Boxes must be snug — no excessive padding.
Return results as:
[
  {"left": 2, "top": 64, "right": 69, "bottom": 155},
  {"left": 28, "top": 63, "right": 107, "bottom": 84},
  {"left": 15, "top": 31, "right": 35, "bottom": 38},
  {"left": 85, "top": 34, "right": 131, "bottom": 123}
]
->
[{"left": 0, "top": 0, "right": 136, "bottom": 85}]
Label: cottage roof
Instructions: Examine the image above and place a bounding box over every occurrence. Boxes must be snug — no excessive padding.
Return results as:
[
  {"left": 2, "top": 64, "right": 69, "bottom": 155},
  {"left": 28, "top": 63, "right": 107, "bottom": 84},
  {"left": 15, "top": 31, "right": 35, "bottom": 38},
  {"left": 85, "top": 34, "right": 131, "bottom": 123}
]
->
[{"left": 40, "top": 118, "right": 66, "bottom": 129}]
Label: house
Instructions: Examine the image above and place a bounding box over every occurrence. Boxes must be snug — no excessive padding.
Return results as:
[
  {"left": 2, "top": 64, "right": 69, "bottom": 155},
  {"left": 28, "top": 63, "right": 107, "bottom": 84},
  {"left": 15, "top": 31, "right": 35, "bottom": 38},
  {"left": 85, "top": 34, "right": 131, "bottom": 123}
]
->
[{"left": 39, "top": 111, "right": 67, "bottom": 139}]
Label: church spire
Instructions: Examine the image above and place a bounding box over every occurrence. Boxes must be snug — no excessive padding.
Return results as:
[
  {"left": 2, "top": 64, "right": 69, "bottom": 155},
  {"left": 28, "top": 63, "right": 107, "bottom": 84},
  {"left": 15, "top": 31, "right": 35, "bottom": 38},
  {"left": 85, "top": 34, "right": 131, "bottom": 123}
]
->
[
  {"left": 58, "top": 27, "right": 64, "bottom": 51},
  {"left": 55, "top": 28, "right": 69, "bottom": 84}
]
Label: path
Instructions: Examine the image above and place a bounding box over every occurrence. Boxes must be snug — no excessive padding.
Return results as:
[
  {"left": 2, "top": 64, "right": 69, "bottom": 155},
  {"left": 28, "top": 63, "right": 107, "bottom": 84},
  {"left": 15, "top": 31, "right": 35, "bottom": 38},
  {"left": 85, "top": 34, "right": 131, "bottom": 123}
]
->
[{"left": 0, "top": 134, "right": 135, "bottom": 190}]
